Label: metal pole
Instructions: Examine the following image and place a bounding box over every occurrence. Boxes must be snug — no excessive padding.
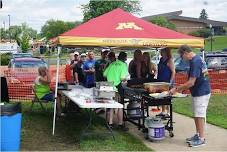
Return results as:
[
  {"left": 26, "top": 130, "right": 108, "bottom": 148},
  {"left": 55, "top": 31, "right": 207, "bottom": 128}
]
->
[
  {"left": 8, "top": 14, "right": 11, "bottom": 42},
  {"left": 3, "top": 21, "right": 5, "bottom": 31},
  {"left": 52, "top": 45, "right": 61, "bottom": 135},
  {"left": 211, "top": 34, "right": 213, "bottom": 52}
]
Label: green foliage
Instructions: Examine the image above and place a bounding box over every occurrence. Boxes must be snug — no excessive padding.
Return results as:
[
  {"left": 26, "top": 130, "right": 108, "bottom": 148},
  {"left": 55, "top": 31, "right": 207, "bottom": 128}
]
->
[
  {"left": 199, "top": 9, "right": 208, "bottom": 19},
  {"left": 40, "top": 20, "right": 81, "bottom": 39},
  {"left": 81, "top": 0, "right": 142, "bottom": 22},
  {"left": 150, "top": 16, "right": 176, "bottom": 30},
  {"left": 189, "top": 28, "right": 211, "bottom": 38},
  {"left": 0, "top": 28, "right": 9, "bottom": 39},
  {"left": 21, "top": 33, "right": 30, "bottom": 52},
  {"left": 1, "top": 23, "right": 37, "bottom": 42},
  {"left": 0, "top": 53, "right": 11, "bottom": 65}
]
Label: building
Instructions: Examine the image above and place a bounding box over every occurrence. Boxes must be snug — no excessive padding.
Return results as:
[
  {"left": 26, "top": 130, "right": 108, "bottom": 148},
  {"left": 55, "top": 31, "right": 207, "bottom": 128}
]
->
[
  {"left": 142, "top": 10, "right": 227, "bottom": 35},
  {"left": 0, "top": 42, "right": 20, "bottom": 54}
]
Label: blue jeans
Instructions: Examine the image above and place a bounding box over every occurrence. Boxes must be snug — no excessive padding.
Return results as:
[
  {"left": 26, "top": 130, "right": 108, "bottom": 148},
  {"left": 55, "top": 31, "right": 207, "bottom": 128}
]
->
[{"left": 41, "top": 93, "right": 54, "bottom": 102}]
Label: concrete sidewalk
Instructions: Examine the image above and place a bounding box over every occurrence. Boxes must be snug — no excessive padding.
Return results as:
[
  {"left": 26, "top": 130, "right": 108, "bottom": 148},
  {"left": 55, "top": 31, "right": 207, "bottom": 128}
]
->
[{"left": 127, "top": 112, "right": 227, "bottom": 151}]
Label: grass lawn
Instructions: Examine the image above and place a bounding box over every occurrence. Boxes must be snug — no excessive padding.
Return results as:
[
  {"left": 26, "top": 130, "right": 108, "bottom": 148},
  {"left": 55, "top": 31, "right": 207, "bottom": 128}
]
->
[
  {"left": 204, "top": 36, "right": 227, "bottom": 51},
  {"left": 173, "top": 94, "right": 227, "bottom": 129},
  {"left": 20, "top": 102, "right": 151, "bottom": 151}
]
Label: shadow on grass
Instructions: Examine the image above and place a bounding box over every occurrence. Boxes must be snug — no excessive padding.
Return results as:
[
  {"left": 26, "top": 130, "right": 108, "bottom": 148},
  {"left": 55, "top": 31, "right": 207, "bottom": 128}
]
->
[{"left": 21, "top": 102, "right": 151, "bottom": 151}]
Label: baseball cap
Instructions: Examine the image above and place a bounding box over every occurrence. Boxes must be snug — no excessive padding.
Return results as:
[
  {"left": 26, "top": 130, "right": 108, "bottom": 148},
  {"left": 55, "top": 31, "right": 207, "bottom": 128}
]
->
[
  {"left": 74, "top": 51, "right": 79, "bottom": 56},
  {"left": 101, "top": 49, "right": 110, "bottom": 53},
  {"left": 81, "top": 53, "right": 86, "bottom": 57}
]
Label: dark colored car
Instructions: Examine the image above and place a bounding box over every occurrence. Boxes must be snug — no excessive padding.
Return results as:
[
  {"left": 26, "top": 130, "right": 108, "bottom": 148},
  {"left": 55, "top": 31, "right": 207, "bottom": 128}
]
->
[{"left": 8, "top": 57, "right": 47, "bottom": 68}]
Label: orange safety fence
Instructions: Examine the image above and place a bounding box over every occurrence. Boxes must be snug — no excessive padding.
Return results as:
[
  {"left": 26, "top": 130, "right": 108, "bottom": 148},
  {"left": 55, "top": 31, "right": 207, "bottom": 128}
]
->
[
  {"left": 1, "top": 65, "right": 66, "bottom": 102},
  {"left": 175, "top": 70, "right": 227, "bottom": 94},
  {"left": 1, "top": 66, "right": 227, "bottom": 102}
]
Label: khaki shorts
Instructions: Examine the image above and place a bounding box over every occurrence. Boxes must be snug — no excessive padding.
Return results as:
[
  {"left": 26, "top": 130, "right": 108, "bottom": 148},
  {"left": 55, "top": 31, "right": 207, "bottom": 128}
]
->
[{"left": 192, "top": 94, "right": 211, "bottom": 118}]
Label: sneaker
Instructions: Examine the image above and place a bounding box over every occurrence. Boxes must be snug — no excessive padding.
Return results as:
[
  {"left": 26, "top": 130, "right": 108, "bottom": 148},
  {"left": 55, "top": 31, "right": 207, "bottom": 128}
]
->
[
  {"left": 186, "top": 134, "right": 199, "bottom": 143},
  {"left": 107, "top": 123, "right": 114, "bottom": 129},
  {"left": 118, "top": 125, "right": 129, "bottom": 131},
  {"left": 189, "top": 138, "right": 206, "bottom": 147}
]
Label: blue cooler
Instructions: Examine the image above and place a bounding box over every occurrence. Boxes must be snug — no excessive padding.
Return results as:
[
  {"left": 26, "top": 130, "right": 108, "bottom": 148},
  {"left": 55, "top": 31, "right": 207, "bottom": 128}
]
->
[{"left": 0, "top": 103, "right": 22, "bottom": 151}]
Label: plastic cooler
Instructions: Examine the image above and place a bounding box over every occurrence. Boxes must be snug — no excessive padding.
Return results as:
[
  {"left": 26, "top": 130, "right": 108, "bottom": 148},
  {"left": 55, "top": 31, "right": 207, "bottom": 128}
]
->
[{"left": 0, "top": 103, "right": 22, "bottom": 151}]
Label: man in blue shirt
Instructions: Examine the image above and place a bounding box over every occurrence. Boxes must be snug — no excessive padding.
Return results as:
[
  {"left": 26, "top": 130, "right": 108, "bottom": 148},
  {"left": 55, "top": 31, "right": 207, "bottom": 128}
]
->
[
  {"left": 170, "top": 45, "right": 211, "bottom": 147},
  {"left": 83, "top": 51, "right": 96, "bottom": 88}
]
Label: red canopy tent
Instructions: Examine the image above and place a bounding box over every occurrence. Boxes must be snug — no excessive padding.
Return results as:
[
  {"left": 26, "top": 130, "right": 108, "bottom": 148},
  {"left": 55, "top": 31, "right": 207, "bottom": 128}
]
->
[
  {"left": 57, "top": 8, "right": 204, "bottom": 48},
  {"left": 52, "top": 8, "right": 205, "bottom": 135}
]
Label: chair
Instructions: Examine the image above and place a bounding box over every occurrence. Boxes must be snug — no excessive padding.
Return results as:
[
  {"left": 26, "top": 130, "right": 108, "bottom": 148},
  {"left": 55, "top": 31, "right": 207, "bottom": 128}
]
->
[{"left": 30, "top": 85, "right": 49, "bottom": 112}]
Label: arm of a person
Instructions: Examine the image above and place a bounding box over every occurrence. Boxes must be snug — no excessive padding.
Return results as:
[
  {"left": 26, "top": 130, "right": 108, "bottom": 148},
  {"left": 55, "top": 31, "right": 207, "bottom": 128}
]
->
[
  {"left": 103, "top": 64, "right": 110, "bottom": 77},
  {"left": 83, "top": 62, "right": 90, "bottom": 73},
  {"left": 168, "top": 59, "right": 176, "bottom": 82},
  {"left": 74, "top": 66, "right": 79, "bottom": 83},
  {"left": 150, "top": 63, "right": 157, "bottom": 75},
  {"left": 39, "top": 74, "right": 51, "bottom": 85},
  {"left": 120, "top": 64, "right": 128, "bottom": 82},
  {"left": 128, "top": 61, "right": 133, "bottom": 75},
  {"left": 70, "top": 60, "right": 76, "bottom": 70},
  {"left": 170, "top": 60, "right": 199, "bottom": 94},
  {"left": 74, "top": 72, "right": 79, "bottom": 83},
  {"left": 171, "top": 77, "right": 196, "bottom": 94}
]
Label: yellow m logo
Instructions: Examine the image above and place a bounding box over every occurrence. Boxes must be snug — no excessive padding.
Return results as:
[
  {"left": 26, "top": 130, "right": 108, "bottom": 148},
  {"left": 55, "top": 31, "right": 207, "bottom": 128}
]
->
[{"left": 116, "top": 22, "right": 142, "bottom": 30}]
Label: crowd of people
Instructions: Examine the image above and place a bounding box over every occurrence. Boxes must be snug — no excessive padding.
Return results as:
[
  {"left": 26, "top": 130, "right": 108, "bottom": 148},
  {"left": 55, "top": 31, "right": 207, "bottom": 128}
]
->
[{"left": 34, "top": 45, "right": 211, "bottom": 147}]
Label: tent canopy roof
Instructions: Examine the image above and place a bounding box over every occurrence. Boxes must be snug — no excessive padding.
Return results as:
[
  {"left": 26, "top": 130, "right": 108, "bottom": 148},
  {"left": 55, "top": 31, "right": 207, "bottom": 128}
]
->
[{"left": 58, "top": 8, "right": 204, "bottom": 48}]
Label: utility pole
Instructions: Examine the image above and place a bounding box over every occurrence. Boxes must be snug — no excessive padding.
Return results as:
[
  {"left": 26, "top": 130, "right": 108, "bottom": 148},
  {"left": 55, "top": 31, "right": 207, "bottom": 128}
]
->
[
  {"left": 209, "top": 24, "right": 213, "bottom": 52},
  {"left": 8, "top": 14, "right": 11, "bottom": 42},
  {"left": 3, "top": 21, "right": 5, "bottom": 30}
]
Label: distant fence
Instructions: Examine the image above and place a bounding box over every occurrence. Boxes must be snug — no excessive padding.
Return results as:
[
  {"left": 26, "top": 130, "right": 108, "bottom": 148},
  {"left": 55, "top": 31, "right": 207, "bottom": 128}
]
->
[
  {"left": 1, "top": 67, "right": 227, "bottom": 102},
  {"left": 175, "top": 70, "right": 227, "bottom": 94},
  {"left": 1, "top": 65, "right": 66, "bottom": 102}
]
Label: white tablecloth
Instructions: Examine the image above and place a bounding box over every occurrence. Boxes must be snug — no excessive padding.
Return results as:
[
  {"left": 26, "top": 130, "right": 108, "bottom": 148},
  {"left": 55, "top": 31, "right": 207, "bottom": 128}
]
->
[{"left": 62, "top": 88, "right": 123, "bottom": 109}]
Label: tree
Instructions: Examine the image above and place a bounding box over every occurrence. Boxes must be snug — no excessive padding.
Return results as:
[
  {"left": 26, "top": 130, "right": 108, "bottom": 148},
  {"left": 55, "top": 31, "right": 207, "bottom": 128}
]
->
[
  {"left": 0, "top": 28, "right": 9, "bottom": 39},
  {"left": 81, "top": 0, "right": 142, "bottom": 22},
  {"left": 20, "top": 32, "right": 30, "bottom": 52},
  {"left": 199, "top": 9, "right": 208, "bottom": 20},
  {"left": 150, "top": 16, "right": 176, "bottom": 30},
  {"left": 40, "top": 20, "right": 81, "bottom": 39}
]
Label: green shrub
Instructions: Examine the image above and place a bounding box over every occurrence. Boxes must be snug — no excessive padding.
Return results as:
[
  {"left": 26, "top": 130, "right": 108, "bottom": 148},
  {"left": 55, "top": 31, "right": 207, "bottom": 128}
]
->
[
  {"left": 189, "top": 28, "right": 211, "bottom": 38},
  {"left": 0, "top": 53, "right": 11, "bottom": 65}
]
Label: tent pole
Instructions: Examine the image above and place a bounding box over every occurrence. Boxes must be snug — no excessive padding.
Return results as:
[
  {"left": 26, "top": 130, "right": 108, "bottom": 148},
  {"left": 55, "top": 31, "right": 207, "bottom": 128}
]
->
[{"left": 52, "top": 45, "right": 61, "bottom": 135}]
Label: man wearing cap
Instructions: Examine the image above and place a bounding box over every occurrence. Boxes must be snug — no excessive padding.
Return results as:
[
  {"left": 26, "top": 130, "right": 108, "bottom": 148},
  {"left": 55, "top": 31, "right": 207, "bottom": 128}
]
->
[
  {"left": 103, "top": 52, "right": 129, "bottom": 131},
  {"left": 83, "top": 51, "right": 96, "bottom": 88},
  {"left": 95, "top": 49, "right": 110, "bottom": 82},
  {"left": 169, "top": 45, "right": 211, "bottom": 147},
  {"left": 70, "top": 51, "right": 80, "bottom": 83},
  {"left": 74, "top": 53, "right": 86, "bottom": 85}
]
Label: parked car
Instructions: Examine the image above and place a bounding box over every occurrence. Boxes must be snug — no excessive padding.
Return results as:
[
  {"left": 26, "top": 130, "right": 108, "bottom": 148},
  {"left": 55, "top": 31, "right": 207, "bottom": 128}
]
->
[
  {"left": 6, "top": 57, "right": 47, "bottom": 84},
  {"left": 174, "top": 52, "right": 227, "bottom": 72},
  {"left": 12, "top": 53, "right": 33, "bottom": 58},
  {"left": 8, "top": 57, "right": 47, "bottom": 68},
  {"left": 205, "top": 52, "right": 227, "bottom": 70}
]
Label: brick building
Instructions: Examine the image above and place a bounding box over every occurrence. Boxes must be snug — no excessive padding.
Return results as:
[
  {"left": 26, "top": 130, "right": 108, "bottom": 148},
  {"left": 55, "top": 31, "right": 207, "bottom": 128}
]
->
[{"left": 142, "top": 10, "right": 227, "bottom": 35}]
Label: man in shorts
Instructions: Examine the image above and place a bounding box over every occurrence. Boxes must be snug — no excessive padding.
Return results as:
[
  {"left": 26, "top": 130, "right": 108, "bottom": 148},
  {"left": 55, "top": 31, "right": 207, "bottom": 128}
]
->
[{"left": 170, "top": 45, "right": 211, "bottom": 147}]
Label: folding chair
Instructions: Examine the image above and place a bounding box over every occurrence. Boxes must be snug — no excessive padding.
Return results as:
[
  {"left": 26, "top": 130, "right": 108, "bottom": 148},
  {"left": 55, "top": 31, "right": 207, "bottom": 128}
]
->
[{"left": 30, "top": 85, "right": 49, "bottom": 112}]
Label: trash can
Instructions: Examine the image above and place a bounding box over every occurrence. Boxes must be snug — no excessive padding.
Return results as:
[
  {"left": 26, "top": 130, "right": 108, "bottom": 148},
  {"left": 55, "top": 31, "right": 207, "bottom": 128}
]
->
[{"left": 0, "top": 103, "right": 22, "bottom": 151}]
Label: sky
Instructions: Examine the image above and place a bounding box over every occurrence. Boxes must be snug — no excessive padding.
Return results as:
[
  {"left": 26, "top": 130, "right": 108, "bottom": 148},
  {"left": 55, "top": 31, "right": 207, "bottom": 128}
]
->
[{"left": 0, "top": 0, "right": 227, "bottom": 33}]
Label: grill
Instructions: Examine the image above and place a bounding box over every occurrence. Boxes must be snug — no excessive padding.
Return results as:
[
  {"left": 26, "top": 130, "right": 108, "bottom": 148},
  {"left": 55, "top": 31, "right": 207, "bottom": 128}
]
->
[{"left": 122, "top": 82, "right": 175, "bottom": 138}]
